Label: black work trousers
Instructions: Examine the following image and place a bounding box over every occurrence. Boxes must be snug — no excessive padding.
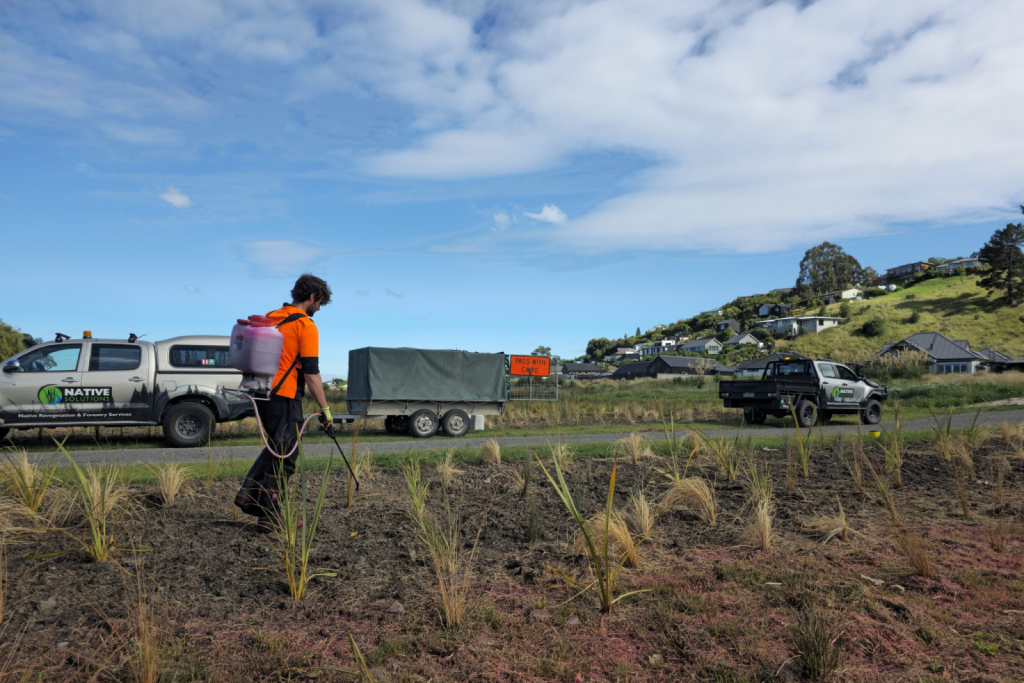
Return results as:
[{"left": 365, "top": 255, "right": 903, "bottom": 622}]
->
[{"left": 237, "top": 394, "right": 304, "bottom": 512}]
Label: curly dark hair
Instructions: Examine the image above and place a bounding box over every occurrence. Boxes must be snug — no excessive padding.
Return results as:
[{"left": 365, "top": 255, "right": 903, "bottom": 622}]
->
[{"left": 291, "top": 273, "right": 332, "bottom": 306}]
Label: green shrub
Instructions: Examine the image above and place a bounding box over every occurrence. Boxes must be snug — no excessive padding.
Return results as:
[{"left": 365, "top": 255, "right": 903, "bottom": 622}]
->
[
  {"left": 860, "top": 319, "right": 885, "bottom": 338},
  {"left": 864, "top": 288, "right": 888, "bottom": 298}
]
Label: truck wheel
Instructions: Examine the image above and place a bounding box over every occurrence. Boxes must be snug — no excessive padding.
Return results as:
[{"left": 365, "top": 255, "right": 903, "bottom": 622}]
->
[
  {"left": 163, "top": 402, "right": 215, "bottom": 448},
  {"left": 742, "top": 408, "right": 767, "bottom": 425},
  {"left": 408, "top": 409, "right": 439, "bottom": 438},
  {"left": 441, "top": 409, "right": 470, "bottom": 437},
  {"left": 794, "top": 399, "right": 818, "bottom": 429},
  {"left": 0, "top": 427, "right": 9, "bottom": 441},
  {"left": 860, "top": 399, "right": 883, "bottom": 425}
]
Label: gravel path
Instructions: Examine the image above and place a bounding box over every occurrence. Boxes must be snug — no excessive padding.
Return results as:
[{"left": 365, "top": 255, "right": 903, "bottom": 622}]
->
[{"left": 27, "top": 408, "right": 1024, "bottom": 467}]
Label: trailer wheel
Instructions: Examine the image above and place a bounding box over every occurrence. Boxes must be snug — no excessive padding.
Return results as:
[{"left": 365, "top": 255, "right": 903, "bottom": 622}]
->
[
  {"left": 742, "top": 408, "right": 767, "bottom": 425},
  {"left": 441, "top": 409, "right": 470, "bottom": 437},
  {"left": 163, "top": 402, "right": 215, "bottom": 448},
  {"left": 408, "top": 409, "right": 439, "bottom": 438},
  {"left": 794, "top": 399, "right": 818, "bottom": 429},
  {"left": 384, "top": 415, "right": 409, "bottom": 435},
  {"left": 860, "top": 399, "right": 883, "bottom": 425}
]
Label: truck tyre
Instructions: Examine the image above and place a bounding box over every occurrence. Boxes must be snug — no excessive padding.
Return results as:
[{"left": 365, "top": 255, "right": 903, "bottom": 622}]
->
[
  {"left": 163, "top": 402, "right": 215, "bottom": 448},
  {"left": 742, "top": 408, "right": 767, "bottom": 425},
  {"left": 860, "top": 399, "right": 883, "bottom": 425},
  {"left": 384, "top": 415, "right": 409, "bottom": 435},
  {"left": 0, "top": 427, "right": 8, "bottom": 441},
  {"left": 441, "top": 409, "right": 470, "bottom": 437},
  {"left": 408, "top": 409, "right": 439, "bottom": 438},
  {"left": 794, "top": 399, "right": 818, "bottom": 429}
]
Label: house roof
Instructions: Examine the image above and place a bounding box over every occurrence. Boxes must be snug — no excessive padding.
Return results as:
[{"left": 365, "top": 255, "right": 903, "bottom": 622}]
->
[
  {"left": 881, "top": 332, "right": 986, "bottom": 362},
  {"left": 611, "top": 361, "right": 653, "bottom": 378},
  {"left": 562, "top": 362, "right": 602, "bottom": 373},
  {"left": 978, "top": 348, "right": 1011, "bottom": 363},
  {"left": 681, "top": 337, "right": 719, "bottom": 348},
  {"left": 725, "top": 333, "right": 759, "bottom": 345},
  {"left": 652, "top": 355, "right": 723, "bottom": 370},
  {"left": 735, "top": 351, "right": 809, "bottom": 371}
]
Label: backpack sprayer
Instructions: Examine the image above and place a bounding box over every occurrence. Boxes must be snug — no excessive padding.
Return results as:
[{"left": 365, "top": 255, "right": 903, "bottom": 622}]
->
[{"left": 224, "top": 314, "right": 358, "bottom": 489}]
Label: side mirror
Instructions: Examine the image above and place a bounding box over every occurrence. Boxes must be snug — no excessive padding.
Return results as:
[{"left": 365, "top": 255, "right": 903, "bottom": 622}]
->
[
  {"left": 854, "top": 363, "right": 864, "bottom": 377},
  {"left": 3, "top": 359, "right": 21, "bottom": 373}
]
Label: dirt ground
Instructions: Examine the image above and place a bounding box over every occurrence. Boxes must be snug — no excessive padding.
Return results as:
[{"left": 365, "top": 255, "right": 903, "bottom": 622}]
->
[{"left": 3, "top": 438, "right": 1024, "bottom": 682}]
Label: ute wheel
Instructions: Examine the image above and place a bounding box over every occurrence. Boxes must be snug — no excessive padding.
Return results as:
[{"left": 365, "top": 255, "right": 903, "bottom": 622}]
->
[
  {"left": 743, "top": 408, "right": 767, "bottom": 425},
  {"left": 794, "top": 399, "right": 818, "bottom": 429},
  {"left": 162, "top": 402, "right": 215, "bottom": 448},
  {"left": 441, "top": 409, "right": 470, "bottom": 437},
  {"left": 0, "top": 427, "right": 9, "bottom": 441},
  {"left": 408, "top": 409, "right": 439, "bottom": 438},
  {"left": 860, "top": 399, "right": 883, "bottom": 425}
]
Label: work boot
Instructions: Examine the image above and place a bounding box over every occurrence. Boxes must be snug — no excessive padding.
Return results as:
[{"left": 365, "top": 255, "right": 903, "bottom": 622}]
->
[{"left": 233, "top": 490, "right": 261, "bottom": 517}]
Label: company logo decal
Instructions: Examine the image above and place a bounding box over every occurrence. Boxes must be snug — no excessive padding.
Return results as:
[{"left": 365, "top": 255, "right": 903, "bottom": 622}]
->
[
  {"left": 831, "top": 387, "right": 855, "bottom": 402},
  {"left": 38, "top": 385, "right": 113, "bottom": 404}
]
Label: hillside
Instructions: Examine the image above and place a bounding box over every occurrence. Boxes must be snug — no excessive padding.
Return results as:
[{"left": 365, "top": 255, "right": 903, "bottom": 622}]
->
[{"left": 780, "top": 275, "right": 1024, "bottom": 361}]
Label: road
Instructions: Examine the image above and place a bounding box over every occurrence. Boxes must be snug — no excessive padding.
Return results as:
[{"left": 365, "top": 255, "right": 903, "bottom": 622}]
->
[{"left": 25, "top": 408, "right": 1024, "bottom": 467}]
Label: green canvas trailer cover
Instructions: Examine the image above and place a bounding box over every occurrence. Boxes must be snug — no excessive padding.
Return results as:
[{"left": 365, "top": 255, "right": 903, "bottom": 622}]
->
[{"left": 347, "top": 347, "right": 510, "bottom": 403}]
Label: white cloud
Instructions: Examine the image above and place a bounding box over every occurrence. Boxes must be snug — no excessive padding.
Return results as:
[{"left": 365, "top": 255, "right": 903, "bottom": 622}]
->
[
  {"left": 493, "top": 212, "right": 511, "bottom": 230},
  {"left": 159, "top": 186, "right": 192, "bottom": 208},
  {"left": 237, "top": 240, "right": 342, "bottom": 278},
  {"left": 525, "top": 205, "right": 567, "bottom": 225}
]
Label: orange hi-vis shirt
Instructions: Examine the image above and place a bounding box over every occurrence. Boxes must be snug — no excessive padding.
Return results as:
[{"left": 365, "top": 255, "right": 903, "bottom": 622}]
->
[{"left": 266, "top": 304, "right": 320, "bottom": 400}]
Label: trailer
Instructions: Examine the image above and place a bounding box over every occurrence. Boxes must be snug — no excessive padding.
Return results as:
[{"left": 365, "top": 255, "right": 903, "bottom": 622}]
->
[{"left": 337, "top": 347, "right": 556, "bottom": 438}]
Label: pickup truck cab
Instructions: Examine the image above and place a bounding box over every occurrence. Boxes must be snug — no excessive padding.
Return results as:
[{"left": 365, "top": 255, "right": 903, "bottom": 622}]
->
[
  {"left": 719, "top": 358, "right": 887, "bottom": 428},
  {"left": 0, "top": 333, "right": 253, "bottom": 447}
]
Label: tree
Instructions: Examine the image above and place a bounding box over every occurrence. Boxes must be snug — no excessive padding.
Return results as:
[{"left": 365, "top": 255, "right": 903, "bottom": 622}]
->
[
  {"left": 0, "top": 319, "right": 36, "bottom": 361},
  {"left": 715, "top": 329, "right": 732, "bottom": 344},
  {"left": 635, "top": 326, "right": 641, "bottom": 339},
  {"left": 532, "top": 345, "right": 552, "bottom": 357},
  {"left": 795, "top": 242, "right": 867, "bottom": 293},
  {"left": 586, "top": 338, "right": 612, "bottom": 359},
  {"left": 978, "top": 207, "right": 1024, "bottom": 305}
]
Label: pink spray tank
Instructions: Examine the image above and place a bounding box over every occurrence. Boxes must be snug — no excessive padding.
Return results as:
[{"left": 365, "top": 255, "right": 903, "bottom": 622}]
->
[{"left": 230, "top": 315, "right": 284, "bottom": 392}]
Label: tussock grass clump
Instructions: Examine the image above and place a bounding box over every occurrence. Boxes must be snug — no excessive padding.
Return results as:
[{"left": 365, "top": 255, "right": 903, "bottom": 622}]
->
[
  {"left": 59, "top": 442, "right": 131, "bottom": 563},
  {"left": 804, "top": 497, "right": 851, "bottom": 544},
  {"left": 789, "top": 606, "right": 844, "bottom": 682},
  {"left": 353, "top": 447, "right": 374, "bottom": 481},
  {"left": 436, "top": 448, "right": 464, "bottom": 490},
  {"left": 879, "top": 407, "right": 905, "bottom": 489},
  {"left": 0, "top": 447, "right": 59, "bottom": 514},
  {"left": 616, "top": 432, "right": 653, "bottom": 464},
  {"left": 658, "top": 477, "right": 716, "bottom": 526},
  {"left": 481, "top": 439, "right": 501, "bottom": 466},
  {"left": 744, "top": 459, "right": 774, "bottom": 551},
  {"left": 153, "top": 464, "right": 191, "bottom": 506},
  {"left": 547, "top": 440, "right": 573, "bottom": 470},
  {"left": 940, "top": 439, "right": 974, "bottom": 519},
  {"left": 577, "top": 511, "right": 641, "bottom": 569},
  {"left": 833, "top": 436, "right": 864, "bottom": 493},
  {"left": 625, "top": 489, "right": 656, "bottom": 540},
  {"left": 894, "top": 529, "right": 933, "bottom": 578},
  {"left": 696, "top": 430, "right": 742, "bottom": 481},
  {"left": 984, "top": 518, "right": 1008, "bottom": 553},
  {"left": 860, "top": 451, "right": 900, "bottom": 527},
  {"left": 402, "top": 460, "right": 428, "bottom": 528}
]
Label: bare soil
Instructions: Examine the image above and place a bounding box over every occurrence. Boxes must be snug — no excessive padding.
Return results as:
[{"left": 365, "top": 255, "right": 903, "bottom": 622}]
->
[{"left": 4, "top": 439, "right": 1024, "bottom": 682}]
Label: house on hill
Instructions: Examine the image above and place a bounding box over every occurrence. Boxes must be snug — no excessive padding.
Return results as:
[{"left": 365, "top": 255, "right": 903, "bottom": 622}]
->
[
  {"left": 878, "top": 261, "right": 930, "bottom": 286},
  {"left": 561, "top": 362, "right": 603, "bottom": 379},
  {"left": 755, "top": 316, "right": 841, "bottom": 337},
  {"left": 879, "top": 332, "right": 987, "bottom": 374},
  {"left": 716, "top": 318, "right": 741, "bottom": 334},
  {"left": 701, "top": 307, "right": 726, "bottom": 316},
  {"left": 724, "top": 333, "right": 761, "bottom": 348},
  {"left": 611, "top": 361, "right": 653, "bottom": 380},
  {"left": 604, "top": 348, "right": 641, "bottom": 362},
  {"left": 650, "top": 355, "right": 725, "bottom": 376},
  {"left": 758, "top": 303, "right": 793, "bottom": 318},
  {"left": 642, "top": 339, "right": 678, "bottom": 358},
  {"left": 679, "top": 337, "right": 723, "bottom": 355},
  {"left": 935, "top": 257, "right": 984, "bottom": 273}
]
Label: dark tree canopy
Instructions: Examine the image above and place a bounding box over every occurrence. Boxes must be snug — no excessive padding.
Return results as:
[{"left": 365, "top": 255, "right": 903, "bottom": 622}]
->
[
  {"left": 531, "top": 345, "right": 552, "bottom": 357},
  {"left": 795, "top": 242, "right": 867, "bottom": 294},
  {"left": 978, "top": 206, "right": 1024, "bottom": 305},
  {"left": 0, "top": 319, "right": 36, "bottom": 361}
]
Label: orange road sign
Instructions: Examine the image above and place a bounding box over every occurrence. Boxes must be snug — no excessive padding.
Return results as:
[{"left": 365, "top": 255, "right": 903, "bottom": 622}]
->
[{"left": 510, "top": 355, "right": 551, "bottom": 376}]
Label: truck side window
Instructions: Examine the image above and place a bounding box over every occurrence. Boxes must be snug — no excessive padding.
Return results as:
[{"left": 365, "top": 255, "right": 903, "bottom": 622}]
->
[
  {"left": 169, "top": 345, "right": 230, "bottom": 368},
  {"left": 836, "top": 365, "right": 859, "bottom": 382},
  {"left": 89, "top": 344, "right": 142, "bottom": 372},
  {"left": 17, "top": 344, "right": 82, "bottom": 372},
  {"left": 819, "top": 364, "right": 837, "bottom": 378}
]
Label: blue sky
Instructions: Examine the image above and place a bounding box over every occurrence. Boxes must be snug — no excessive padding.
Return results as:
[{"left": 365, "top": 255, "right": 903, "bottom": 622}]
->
[{"left": 1, "top": 0, "right": 1022, "bottom": 379}]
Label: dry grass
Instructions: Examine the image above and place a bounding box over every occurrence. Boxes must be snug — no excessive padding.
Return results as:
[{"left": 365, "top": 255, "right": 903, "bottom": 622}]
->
[
  {"left": 481, "top": 439, "right": 501, "bottom": 466},
  {"left": 749, "top": 496, "right": 775, "bottom": 551},
  {"left": 861, "top": 451, "right": 900, "bottom": 527},
  {"left": 789, "top": 606, "right": 845, "bottom": 682},
  {"left": 352, "top": 447, "right": 374, "bottom": 481},
  {"left": 943, "top": 439, "right": 975, "bottom": 519},
  {"left": 894, "top": 529, "right": 933, "bottom": 578},
  {"left": 658, "top": 477, "right": 716, "bottom": 525},
  {"left": 833, "top": 437, "right": 864, "bottom": 494},
  {"left": 804, "top": 497, "right": 851, "bottom": 543},
  {"left": 436, "top": 448, "right": 465, "bottom": 490},
  {"left": 153, "top": 464, "right": 191, "bottom": 506},
  {"left": 548, "top": 441, "right": 574, "bottom": 470},
  {"left": 416, "top": 499, "right": 484, "bottom": 628},
  {"left": 616, "top": 433, "right": 653, "bottom": 465},
  {"left": 577, "top": 511, "right": 641, "bottom": 569},
  {"left": 625, "top": 489, "right": 656, "bottom": 540},
  {"left": 0, "top": 448, "right": 58, "bottom": 514},
  {"left": 984, "top": 518, "right": 1009, "bottom": 553}
]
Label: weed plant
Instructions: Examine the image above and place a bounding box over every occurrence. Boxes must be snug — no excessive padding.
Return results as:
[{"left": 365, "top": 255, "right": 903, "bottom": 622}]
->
[
  {"left": 268, "top": 441, "right": 337, "bottom": 601},
  {"left": 537, "top": 455, "right": 647, "bottom": 614}
]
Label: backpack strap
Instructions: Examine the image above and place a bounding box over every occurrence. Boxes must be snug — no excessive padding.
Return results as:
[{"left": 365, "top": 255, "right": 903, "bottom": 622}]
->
[{"left": 269, "top": 313, "right": 307, "bottom": 397}]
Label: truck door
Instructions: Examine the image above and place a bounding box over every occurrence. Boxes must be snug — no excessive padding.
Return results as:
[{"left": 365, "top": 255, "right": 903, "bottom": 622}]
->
[
  {"left": 0, "top": 343, "right": 84, "bottom": 424},
  {"left": 84, "top": 343, "right": 153, "bottom": 422},
  {"left": 816, "top": 362, "right": 843, "bottom": 406},
  {"left": 835, "top": 364, "right": 867, "bottom": 404}
]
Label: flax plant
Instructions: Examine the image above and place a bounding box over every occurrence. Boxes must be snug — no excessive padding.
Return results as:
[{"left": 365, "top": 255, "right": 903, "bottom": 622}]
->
[
  {"left": 537, "top": 455, "right": 647, "bottom": 614},
  {"left": 0, "top": 445, "right": 60, "bottom": 514},
  {"left": 268, "top": 441, "right": 337, "bottom": 601},
  {"left": 577, "top": 511, "right": 640, "bottom": 568}
]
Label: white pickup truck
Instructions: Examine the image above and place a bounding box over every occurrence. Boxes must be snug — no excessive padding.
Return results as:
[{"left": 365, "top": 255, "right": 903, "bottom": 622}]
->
[{"left": 0, "top": 333, "right": 253, "bottom": 447}]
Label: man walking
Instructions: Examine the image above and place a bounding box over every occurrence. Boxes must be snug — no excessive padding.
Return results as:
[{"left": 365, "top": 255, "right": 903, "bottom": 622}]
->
[{"left": 235, "top": 273, "right": 334, "bottom": 530}]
